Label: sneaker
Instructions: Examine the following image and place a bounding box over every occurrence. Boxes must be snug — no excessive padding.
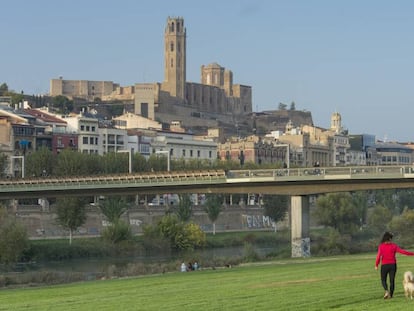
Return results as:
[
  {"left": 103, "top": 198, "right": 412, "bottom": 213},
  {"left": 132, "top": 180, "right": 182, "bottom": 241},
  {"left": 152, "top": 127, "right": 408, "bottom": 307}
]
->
[{"left": 384, "top": 291, "right": 390, "bottom": 299}]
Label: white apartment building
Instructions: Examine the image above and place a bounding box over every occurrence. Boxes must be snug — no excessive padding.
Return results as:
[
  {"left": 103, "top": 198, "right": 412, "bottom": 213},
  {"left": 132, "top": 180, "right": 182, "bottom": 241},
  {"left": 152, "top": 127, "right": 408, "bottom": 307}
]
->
[
  {"left": 151, "top": 131, "right": 217, "bottom": 162},
  {"left": 99, "top": 127, "right": 128, "bottom": 154},
  {"left": 64, "top": 115, "right": 100, "bottom": 154}
]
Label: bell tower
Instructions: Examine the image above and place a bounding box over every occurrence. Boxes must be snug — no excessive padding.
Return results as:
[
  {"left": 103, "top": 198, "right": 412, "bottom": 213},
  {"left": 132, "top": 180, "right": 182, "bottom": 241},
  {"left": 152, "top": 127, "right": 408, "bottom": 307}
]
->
[
  {"left": 163, "top": 17, "right": 186, "bottom": 99},
  {"left": 330, "top": 112, "right": 342, "bottom": 133}
]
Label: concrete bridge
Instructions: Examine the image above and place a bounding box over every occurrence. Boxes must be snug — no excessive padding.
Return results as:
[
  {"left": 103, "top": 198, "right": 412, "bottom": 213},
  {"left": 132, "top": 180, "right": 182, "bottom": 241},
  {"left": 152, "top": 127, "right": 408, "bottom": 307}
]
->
[{"left": 2, "top": 165, "right": 414, "bottom": 257}]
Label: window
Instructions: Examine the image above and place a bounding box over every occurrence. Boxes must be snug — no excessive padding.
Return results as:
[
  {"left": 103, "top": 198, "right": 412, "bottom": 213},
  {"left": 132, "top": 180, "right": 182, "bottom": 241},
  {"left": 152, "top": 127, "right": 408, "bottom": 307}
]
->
[
  {"left": 171, "top": 58, "right": 174, "bottom": 67},
  {"left": 81, "top": 125, "right": 85, "bottom": 131},
  {"left": 139, "top": 102, "right": 148, "bottom": 118},
  {"left": 182, "top": 149, "right": 186, "bottom": 157},
  {"left": 90, "top": 137, "right": 94, "bottom": 144},
  {"left": 197, "top": 150, "right": 201, "bottom": 158},
  {"left": 170, "top": 42, "right": 174, "bottom": 52},
  {"left": 83, "top": 137, "right": 88, "bottom": 144},
  {"left": 190, "top": 150, "right": 193, "bottom": 157}
]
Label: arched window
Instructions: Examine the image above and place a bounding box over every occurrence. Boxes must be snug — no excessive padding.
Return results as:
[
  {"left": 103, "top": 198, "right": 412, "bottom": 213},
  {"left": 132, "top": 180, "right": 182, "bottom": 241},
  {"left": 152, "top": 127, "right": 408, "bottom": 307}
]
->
[
  {"left": 171, "top": 22, "right": 175, "bottom": 32},
  {"left": 170, "top": 42, "right": 174, "bottom": 52},
  {"left": 170, "top": 58, "right": 174, "bottom": 67}
]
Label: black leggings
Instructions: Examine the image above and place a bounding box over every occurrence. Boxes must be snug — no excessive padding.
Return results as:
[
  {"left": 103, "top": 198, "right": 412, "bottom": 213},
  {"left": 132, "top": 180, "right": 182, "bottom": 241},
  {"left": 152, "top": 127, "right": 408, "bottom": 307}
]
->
[{"left": 381, "top": 264, "right": 397, "bottom": 297}]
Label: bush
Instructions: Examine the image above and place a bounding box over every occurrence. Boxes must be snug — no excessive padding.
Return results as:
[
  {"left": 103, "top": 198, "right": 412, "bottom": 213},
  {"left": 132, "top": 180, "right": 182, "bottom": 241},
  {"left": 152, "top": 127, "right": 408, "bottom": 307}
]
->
[
  {"left": 101, "top": 221, "right": 132, "bottom": 244},
  {"left": 0, "top": 210, "right": 28, "bottom": 264},
  {"left": 243, "top": 242, "right": 260, "bottom": 262},
  {"left": 144, "top": 215, "right": 206, "bottom": 251}
]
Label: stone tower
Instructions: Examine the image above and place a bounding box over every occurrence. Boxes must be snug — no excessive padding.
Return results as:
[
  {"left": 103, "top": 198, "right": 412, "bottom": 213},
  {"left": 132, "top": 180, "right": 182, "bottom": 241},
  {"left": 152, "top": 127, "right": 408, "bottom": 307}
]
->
[
  {"left": 162, "top": 17, "right": 186, "bottom": 99},
  {"left": 330, "top": 112, "right": 342, "bottom": 133}
]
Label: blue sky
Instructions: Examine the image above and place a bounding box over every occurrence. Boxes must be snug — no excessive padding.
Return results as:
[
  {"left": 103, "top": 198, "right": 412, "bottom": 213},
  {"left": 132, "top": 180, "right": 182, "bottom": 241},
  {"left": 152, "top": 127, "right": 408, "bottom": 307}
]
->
[{"left": 2, "top": 0, "right": 414, "bottom": 142}]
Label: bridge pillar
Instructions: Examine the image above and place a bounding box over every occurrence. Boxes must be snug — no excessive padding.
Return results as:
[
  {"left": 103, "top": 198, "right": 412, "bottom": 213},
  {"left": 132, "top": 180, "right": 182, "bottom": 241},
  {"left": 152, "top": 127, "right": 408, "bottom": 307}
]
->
[{"left": 291, "top": 195, "right": 310, "bottom": 258}]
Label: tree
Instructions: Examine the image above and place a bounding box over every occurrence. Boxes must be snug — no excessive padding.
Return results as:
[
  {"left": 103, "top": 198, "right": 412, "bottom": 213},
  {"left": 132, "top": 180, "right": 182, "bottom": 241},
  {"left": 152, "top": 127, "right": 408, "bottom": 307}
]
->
[
  {"left": 373, "top": 190, "right": 398, "bottom": 214},
  {"left": 54, "top": 149, "right": 90, "bottom": 176},
  {"left": 204, "top": 194, "right": 223, "bottom": 235},
  {"left": 55, "top": 197, "right": 87, "bottom": 244},
  {"left": 351, "top": 191, "right": 369, "bottom": 229},
  {"left": 395, "top": 189, "right": 414, "bottom": 213},
  {"left": 99, "top": 197, "right": 131, "bottom": 244},
  {"left": 314, "top": 192, "right": 360, "bottom": 234},
  {"left": 263, "top": 195, "right": 289, "bottom": 232},
  {"left": 25, "top": 147, "right": 55, "bottom": 177},
  {"left": 278, "top": 102, "right": 287, "bottom": 110},
  {"left": 175, "top": 194, "right": 193, "bottom": 222},
  {"left": 100, "top": 196, "right": 128, "bottom": 223},
  {"left": 367, "top": 205, "right": 393, "bottom": 235},
  {"left": 388, "top": 209, "right": 414, "bottom": 246},
  {"left": 0, "top": 208, "right": 28, "bottom": 264},
  {"left": 290, "top": 101, "right": 296, "bottom": 111},
  {"left": 144, "top": 214, "right": 205, "bottom": 250},
  {"left": 0, "top": 153, "right": 8, "bottom": 178},
  {"left": 0, "top": 83, "right": 8, "bottom": 96},
  {"left": 51, "top": 95, "right": 73, "bottom": 114},
  {"left": 11, "top": 93, "right": 24, "bottom": 106}
]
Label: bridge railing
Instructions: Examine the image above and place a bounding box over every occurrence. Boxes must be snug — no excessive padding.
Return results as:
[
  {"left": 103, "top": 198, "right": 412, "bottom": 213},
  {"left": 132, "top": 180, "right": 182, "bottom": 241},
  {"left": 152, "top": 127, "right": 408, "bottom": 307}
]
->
[
  {"left": 0, "top": 165, "right": 413, "bottom": 190},
  {"left": 0, "top": 169, "right": 227, "bottom": 188},
  {"left": 226, "top": 165, "right": 411, "bottom": 181}
]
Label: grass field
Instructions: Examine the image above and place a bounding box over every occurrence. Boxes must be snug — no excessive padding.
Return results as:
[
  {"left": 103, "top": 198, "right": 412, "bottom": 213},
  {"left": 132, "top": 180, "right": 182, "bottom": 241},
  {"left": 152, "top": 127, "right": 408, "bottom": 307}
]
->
[{"left": 1, "top": 253, "right": 414, "bottom": 310}]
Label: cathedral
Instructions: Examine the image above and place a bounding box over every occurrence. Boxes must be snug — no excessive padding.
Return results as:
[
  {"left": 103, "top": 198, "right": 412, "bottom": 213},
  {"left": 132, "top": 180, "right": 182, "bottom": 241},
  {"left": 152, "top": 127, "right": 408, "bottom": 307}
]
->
[
  {"left": 134, "top": 17, "right": 252, "bottom": 126},
  {"left": 50, "top": 17, "right": 253, "bottom": 130}
]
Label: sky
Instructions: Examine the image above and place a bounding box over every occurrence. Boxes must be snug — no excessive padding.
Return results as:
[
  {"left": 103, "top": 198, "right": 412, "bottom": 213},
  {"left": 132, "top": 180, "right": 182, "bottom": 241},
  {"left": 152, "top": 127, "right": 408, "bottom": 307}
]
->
[{"left": 2, "top": 0, "right": 414, "bottom": 142}]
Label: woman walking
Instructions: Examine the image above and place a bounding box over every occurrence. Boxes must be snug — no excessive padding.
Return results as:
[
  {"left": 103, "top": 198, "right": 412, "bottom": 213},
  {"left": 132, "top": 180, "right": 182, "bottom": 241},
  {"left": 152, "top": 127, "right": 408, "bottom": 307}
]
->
[{"left": 375, "top": 231, "right": 414, "bottom": 299}]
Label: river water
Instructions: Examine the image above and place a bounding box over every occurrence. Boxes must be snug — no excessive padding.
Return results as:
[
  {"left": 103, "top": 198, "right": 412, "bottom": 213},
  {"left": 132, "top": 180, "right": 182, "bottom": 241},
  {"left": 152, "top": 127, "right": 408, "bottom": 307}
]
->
[{"left": 13, "top": 245, "right": 276, "bottom": 275}]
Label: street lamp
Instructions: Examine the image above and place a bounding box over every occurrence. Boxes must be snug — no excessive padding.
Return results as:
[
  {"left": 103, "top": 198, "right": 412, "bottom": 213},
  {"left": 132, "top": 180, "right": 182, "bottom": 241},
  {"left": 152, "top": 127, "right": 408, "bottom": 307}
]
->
[
  {"left": 117, "top": 149, "right": 132, "bottom": 174},
  {"left": 155, "top": 150, "right": 170, "bottom": 171},
  {"left": 10, "top": 155, "right": 25, "bottom": 178}
]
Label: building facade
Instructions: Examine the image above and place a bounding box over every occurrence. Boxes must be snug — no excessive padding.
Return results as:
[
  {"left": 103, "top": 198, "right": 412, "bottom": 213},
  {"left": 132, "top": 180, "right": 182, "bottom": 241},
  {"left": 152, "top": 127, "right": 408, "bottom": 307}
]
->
[{"left": 134, "top": 17, "right": 252, "bottom": 121}]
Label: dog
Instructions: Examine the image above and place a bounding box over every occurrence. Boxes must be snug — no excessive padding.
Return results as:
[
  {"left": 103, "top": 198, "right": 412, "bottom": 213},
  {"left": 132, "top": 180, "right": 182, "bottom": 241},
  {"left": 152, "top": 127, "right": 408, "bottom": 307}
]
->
[{"left": 403, "top": 271, "right": 414, "bottom": 300}]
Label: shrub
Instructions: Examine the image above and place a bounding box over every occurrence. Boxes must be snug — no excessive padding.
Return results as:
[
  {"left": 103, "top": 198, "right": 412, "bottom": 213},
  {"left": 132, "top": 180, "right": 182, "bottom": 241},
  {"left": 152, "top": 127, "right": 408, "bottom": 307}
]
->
[
  {"left": 143, "top": 215, "right": 206, "bottom": 251},
  {"left": 101, "top": 220, "right": 132, "bottom": 244},
  {"left": 0, "top": 209, "right": 28, "bottom": 264}
]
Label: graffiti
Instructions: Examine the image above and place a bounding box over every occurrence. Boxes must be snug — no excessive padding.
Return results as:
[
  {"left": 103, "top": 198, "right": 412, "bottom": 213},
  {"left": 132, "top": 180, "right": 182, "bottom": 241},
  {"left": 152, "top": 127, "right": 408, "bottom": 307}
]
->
[
  {"left": 129, "top": 219, "right": 142, "bottom": 226},
  {"left": 102, "top": 220, "right": 111, "bottom": 227},
  {"left": 292, "top": 237, "right": 311, "bottom": 258},
  {"left": 242, "top": 214, "right": 275, "bottom": 229},
  {"left": 102, "top": 219, "right": 142, "bottom": 227}
]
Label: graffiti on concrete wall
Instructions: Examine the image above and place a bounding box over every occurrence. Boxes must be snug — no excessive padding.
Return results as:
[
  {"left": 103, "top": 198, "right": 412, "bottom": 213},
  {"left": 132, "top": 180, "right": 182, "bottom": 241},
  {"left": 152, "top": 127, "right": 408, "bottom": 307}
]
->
[
  {"left": 102, "top": 219, "right": 142, "bottom": 227},
  {"left": 242, "top": 214, "right": 276, "bottom": 229}
]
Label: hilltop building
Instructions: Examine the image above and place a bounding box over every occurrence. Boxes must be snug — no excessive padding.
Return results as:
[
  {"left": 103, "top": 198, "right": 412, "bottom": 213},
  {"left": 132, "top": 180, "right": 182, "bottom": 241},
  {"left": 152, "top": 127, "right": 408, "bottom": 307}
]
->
[{"left": 49, "top": 17, "right": 252, "bottom": 134}]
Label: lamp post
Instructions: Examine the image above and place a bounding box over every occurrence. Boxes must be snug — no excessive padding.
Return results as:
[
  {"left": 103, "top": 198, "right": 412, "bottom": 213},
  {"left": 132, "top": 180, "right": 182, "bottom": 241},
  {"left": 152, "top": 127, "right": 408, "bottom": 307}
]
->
[
  {"left": 117, "top": 149, "right": 132, "bottom": 173},
  {"left": 155, "top": 150, "right": 170, "bottom": 171},
  {"left": 10, "top": 155, "right": 25, "bottom": 178}
]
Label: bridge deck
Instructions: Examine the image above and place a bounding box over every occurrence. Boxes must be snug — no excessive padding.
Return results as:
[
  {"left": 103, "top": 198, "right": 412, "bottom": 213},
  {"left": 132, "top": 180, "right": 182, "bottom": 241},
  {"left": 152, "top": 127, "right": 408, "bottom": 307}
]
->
[{"left": 1, "top": 166, "right": 414, "bottom": 199}]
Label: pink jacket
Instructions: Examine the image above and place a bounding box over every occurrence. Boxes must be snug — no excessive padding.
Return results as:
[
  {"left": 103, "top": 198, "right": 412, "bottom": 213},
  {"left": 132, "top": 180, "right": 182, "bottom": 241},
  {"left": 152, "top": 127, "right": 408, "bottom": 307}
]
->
[{"left": 375, "top": 242, "right": 414, "bottom": 267}]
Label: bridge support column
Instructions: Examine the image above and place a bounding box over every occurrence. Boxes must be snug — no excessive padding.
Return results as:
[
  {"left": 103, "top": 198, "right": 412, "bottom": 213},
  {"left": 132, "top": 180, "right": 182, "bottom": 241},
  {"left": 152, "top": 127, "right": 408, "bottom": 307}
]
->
[{"left": 291, "top": 195, "right": 310, "bottom": 258}]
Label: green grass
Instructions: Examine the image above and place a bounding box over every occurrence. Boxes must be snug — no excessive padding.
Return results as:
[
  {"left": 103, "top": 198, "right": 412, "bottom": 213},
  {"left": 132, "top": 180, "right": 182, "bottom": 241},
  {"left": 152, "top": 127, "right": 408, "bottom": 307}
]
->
[{"left": 1, "top": 253, "right": 414, "bottom": 310}]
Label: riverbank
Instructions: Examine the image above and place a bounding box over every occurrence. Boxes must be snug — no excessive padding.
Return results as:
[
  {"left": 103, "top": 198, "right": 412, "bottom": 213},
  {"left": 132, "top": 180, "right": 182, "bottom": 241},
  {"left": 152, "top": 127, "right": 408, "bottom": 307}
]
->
[{"left": 0, "top": 231, "right": 291, "bottom": 288}]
